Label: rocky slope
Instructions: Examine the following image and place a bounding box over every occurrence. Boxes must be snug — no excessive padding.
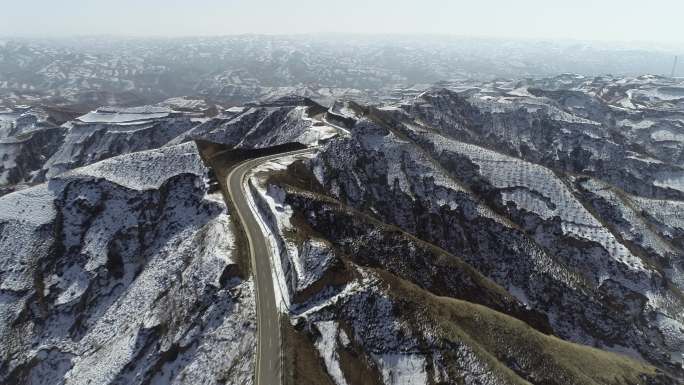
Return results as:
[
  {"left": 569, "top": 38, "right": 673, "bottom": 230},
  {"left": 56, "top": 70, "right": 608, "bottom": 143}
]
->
[
  {"left": 0, "top": 107, "right": 66, "bottom": 194},
  {"left": 39, "top": 106, "right": 200, "bottom": 180},
  {"left": 246, "top": 151, "right": 677, "bottom": 385},
  {"left": 171, "top": 96, "right": 336, "bottom": 149},
  {"left": 242, "top": 76, "right": 684, "bottom": 384},
  {"left": 0, "top": 142, "right": 255, "bottom": 385},
  {"left": 0, "top": 104, "right": 212, "bottom": 197}
]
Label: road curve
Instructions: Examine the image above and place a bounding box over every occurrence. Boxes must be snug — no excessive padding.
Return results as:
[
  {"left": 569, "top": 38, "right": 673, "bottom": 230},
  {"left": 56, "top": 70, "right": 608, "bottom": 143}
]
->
[{"left": 225, "top": 149, "right": 314, "bottom": 385}]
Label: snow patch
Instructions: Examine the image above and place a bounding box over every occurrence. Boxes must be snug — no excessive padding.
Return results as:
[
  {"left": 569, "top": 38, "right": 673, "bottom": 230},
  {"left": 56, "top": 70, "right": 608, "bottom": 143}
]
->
[
  {"left": 314, "top": 321, "right": 348, "bottom": 385},
  {"left": 371, "top": 353, "right": 428, "bottom": 385}
]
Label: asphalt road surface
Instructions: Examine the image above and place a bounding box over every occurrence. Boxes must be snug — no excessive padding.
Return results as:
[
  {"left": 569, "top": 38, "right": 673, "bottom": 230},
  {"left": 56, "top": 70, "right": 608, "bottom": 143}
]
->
[{"left": 225, "top": 149, "right": 313, "bottom": 385}]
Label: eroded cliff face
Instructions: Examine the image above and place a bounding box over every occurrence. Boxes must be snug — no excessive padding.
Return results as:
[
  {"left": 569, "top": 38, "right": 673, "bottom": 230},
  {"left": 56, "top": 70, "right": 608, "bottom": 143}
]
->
[
  {"left": 0, "top": 143, "right": 255, "bottom": 385},
  {"left": 40, "top": 108, "right": 200, "bottom": 180},
  {"left": 307, "top": 116, "right": 681, "bottom": 363},
  {"left": 0, "top": 108, "right": 66, "bottom": 195},
  {"left": 172, "top": 98, "right": 335, "bottom": 149},
  {"left": 404, "top": 77, "right": 684, "bottom": 200},
  {"left": 0, "top": 105, "right": 203, "bottom": 197},
  {"left": 242, "top": 77, "right": 684, "bottom": 384},
  {"left": 246, "top": 153, "right": 678, "bottom": 384}
]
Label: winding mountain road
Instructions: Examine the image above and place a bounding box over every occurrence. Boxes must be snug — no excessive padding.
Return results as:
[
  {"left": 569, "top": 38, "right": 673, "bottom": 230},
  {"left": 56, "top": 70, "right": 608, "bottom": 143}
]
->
[{"left": 225, "top": 149, "right": 314, "bottom": 385}]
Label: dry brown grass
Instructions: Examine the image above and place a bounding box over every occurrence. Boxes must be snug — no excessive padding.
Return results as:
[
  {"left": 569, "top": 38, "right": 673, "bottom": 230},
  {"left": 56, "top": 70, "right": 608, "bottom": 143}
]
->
[
  {"left": 282, "top": 319, "right": 336, "bottom": 385},
  {"left": 380, "top": 270, "right": 668, "bottom": 385}
]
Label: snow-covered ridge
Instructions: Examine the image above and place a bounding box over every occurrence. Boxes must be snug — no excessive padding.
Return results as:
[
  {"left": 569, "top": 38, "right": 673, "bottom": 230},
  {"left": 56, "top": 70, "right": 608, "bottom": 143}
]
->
[
  {"left": 76, "top": 107, "right": 173, "bottom": 124},
  {"left": 61, "top": 141, "right": 207, "bottom": 191},
  {"left": 41, "top": 110, "right": 198, "bottom": 180}
]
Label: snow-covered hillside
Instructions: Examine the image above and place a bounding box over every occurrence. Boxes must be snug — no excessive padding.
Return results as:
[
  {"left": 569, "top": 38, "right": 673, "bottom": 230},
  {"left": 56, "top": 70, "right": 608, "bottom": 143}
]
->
[
  {"left": 40, "top": 107, "right": 200, "bottom": 180},
  {"left": 239, "top": 77, "right": 684, "bottom": 383},
  {"left": 0, "top": 143, "right": 255, "bottom": 385}
]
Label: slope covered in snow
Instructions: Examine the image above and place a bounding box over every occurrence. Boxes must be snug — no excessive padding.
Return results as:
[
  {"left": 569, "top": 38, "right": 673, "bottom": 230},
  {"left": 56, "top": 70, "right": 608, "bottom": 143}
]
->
[
  {"left": 172, "top": 97, "right": 338, "bottom": 149},
  {"left": 0, "top": 107, "right": 65, "bottom": 195},
  {"left": 236, "top": 79, "right": 684, "bottom": 383},
  {"left": 242, "top": 144, "right": 677, "bottom": 384},
  {"left": 0, "top": 142, "right": 255, "bottom": 385},
  {"left": 41, "top": 108, "right": 198, "bottom": 180}
]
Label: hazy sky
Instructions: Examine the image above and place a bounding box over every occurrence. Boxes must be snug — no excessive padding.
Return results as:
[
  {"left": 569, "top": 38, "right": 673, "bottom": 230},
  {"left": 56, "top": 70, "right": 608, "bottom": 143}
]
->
[{"left": 1, "top": 0, "right": 682, "bottom": 44}]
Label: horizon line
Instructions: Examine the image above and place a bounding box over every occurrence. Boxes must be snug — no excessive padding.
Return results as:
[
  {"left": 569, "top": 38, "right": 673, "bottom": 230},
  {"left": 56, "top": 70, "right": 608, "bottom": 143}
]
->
[{"left": 1, "top": 32, "right": 683, "bottom": 50}]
